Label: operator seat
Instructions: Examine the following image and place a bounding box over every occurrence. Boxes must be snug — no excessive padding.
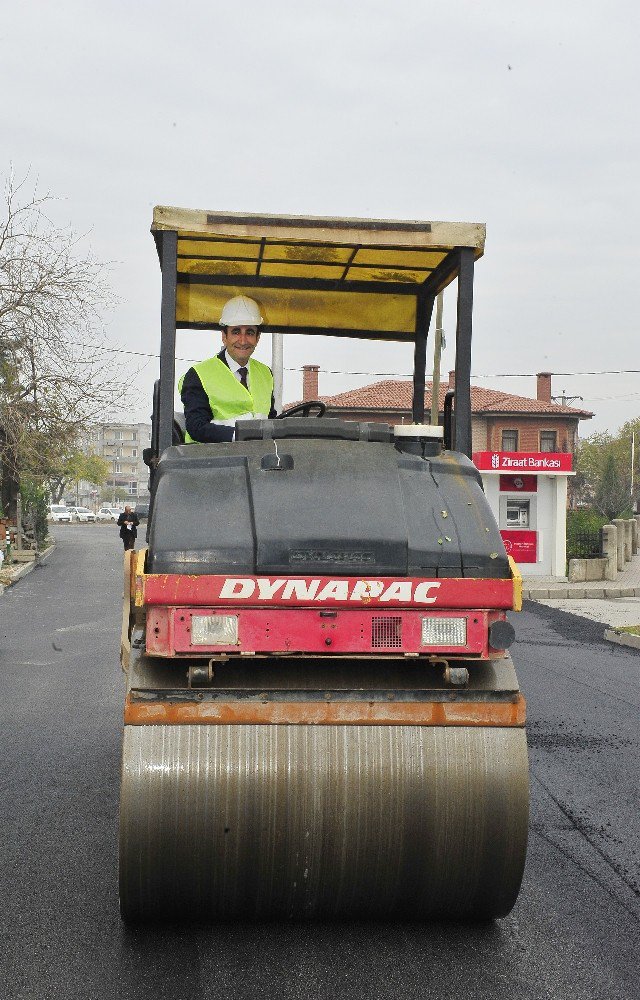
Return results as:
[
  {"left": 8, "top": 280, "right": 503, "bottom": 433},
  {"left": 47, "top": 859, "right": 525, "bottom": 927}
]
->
[{"left": 173, "top": 412, "right": 186, "bottom": 445}]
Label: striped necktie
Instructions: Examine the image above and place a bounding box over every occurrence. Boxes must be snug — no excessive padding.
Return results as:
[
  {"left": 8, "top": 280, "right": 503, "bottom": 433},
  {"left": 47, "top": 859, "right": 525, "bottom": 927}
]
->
[{"left": 238, "top": 366, "right": 248, "bottom": 389}]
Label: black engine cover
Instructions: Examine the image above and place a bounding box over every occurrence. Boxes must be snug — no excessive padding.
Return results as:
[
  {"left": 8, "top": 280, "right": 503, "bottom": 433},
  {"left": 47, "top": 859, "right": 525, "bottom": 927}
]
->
[{"left": 147, "top": 427, "right": 509, "bottom": 579}]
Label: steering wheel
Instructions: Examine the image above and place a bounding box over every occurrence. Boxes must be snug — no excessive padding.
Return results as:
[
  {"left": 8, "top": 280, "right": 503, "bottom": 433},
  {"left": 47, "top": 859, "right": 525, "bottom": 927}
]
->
[{"left": 276, "top": 400, "right": 327, "bottom": 419}]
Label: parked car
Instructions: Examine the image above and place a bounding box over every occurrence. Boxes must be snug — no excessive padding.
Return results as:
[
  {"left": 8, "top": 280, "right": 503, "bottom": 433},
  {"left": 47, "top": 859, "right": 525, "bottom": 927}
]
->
[
  {"left": 134, "top": 503, "right": 150, "bottom": 520},
  {"left": 96, "top": 506, "right": 122, "bottom": 522},
  {"left": 48, "top": 504, "right": 72, "bottom": 523},
  {"left": 68, "top": 506, "right": 96, "bottom": 523}
]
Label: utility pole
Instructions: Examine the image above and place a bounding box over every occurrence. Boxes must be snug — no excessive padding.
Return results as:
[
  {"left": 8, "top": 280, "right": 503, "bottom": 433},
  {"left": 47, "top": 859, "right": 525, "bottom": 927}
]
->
[
  {"left": 632, "top": 431, "right": 636, "bottom": 505},
  {"left": 430, "top": 292, "right": 445, "bottom": 426},
  {"left": 551, "top": 389, "right": 583, "bottom": 407}
]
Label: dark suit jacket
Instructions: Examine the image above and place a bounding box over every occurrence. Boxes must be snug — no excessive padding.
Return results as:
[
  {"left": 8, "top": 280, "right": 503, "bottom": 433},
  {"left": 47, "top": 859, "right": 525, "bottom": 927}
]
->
[
  {"left": 180, "top": 350, "right": 277, "bottom": 443},
  {"left": 117, "top": 511, "right": 140, "bottom": 539}
]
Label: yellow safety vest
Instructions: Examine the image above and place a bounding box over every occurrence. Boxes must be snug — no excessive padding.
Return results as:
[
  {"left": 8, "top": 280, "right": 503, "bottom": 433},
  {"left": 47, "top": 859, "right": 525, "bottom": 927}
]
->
[{"left": 179, "top": 356, "right": 274, "bottom": 444}]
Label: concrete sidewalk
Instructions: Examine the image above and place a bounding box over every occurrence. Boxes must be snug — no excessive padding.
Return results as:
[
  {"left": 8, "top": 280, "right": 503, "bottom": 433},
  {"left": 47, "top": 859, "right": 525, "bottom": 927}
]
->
[
  {"left": 522, "top": 553, "right": 640, "bottom": 637},
  {"left": 522, "top": 552, "right": 640, "bottom": 601},
  {"left": 0, "top": 543, "right": 55, "bottom": 594}
]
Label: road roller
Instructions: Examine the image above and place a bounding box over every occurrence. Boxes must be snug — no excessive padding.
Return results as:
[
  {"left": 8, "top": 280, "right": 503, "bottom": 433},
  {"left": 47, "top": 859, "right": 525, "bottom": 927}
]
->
[{"left": 119, "top": 208, "right": 528, "bottom": 921}]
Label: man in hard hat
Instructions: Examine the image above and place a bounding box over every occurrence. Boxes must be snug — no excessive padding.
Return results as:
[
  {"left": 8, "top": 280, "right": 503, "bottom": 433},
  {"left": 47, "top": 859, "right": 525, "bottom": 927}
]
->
[{"left": 179, "top": 295, "right": 277, "bottom": 443}]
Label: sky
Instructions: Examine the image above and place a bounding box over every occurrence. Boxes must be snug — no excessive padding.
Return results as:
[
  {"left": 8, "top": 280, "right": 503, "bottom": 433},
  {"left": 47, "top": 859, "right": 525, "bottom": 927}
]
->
[{"left": 2, "top": 0, "right": 639, "bottom": 438}]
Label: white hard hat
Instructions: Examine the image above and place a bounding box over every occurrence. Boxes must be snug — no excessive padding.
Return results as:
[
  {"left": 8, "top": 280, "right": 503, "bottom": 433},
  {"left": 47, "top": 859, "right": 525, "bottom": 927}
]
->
[{"left": 219, "top": 295, "right": 263, "bottom": 327}]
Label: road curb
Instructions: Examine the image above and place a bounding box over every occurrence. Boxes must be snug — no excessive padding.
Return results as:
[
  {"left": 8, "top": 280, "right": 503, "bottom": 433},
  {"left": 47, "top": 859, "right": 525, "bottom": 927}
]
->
[
  {"left": 523, "top": 586, "right": 640, "bottom": 601},
  {"left": 0, "top": 542, "right": 56, "bottom": 596},
  {"left": 604, "top": 628, "right": 640, "bottom": 651}
]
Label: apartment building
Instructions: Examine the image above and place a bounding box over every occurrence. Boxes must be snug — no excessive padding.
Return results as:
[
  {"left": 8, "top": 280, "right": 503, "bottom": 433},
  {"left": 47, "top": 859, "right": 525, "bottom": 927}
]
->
[{"left": 84, "top": 422, "right": 152, "bottom": 502}]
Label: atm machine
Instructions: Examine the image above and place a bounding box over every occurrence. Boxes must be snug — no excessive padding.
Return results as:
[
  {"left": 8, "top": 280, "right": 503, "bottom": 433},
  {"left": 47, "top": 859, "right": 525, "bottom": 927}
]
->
[{"left": 473, "top": 453, "right": 573, "bottom": 578}]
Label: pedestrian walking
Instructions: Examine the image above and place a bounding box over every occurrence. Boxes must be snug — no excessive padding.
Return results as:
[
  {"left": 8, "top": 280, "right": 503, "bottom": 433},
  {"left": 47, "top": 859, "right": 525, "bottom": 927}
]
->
[{"left": 117, "top": 506, "right": 140, "bottom": 551}]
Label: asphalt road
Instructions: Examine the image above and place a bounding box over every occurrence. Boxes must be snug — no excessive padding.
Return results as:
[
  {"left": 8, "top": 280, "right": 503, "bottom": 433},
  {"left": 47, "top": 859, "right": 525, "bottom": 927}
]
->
[{"left": 1, "top": 524, "right": 638, "bottom": 1000}]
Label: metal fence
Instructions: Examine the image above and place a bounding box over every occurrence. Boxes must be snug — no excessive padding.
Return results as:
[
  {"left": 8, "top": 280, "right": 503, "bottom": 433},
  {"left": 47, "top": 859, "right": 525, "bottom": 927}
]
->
[{"left": 566, "top": 529, "right": 603, "bottom": 561}]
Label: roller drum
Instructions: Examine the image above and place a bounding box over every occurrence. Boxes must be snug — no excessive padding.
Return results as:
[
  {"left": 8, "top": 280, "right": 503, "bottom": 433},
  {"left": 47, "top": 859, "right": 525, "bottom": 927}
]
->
[{"left": 119, "top": 724, "right": 528, "bottom": 921}]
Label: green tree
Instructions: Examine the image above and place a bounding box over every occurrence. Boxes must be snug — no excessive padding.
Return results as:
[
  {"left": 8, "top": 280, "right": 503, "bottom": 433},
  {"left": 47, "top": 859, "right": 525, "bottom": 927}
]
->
[
  {"left": 99, "top": 485, "right": 128, "bottom": 503},
  {"left": 594, "top": 453, "right": 631, "bottom": 520},
  {"left": 47, "top": 450, "right": 110, "bottom": 503},
  {"left": 574, "top": 419, "right": 637, "bottom": 518}
]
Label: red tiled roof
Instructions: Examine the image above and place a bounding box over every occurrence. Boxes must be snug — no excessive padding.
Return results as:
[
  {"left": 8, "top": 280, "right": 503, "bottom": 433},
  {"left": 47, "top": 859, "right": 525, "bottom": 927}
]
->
[{"left": 289, "top": 379, "right": 593, "bottom": 418}]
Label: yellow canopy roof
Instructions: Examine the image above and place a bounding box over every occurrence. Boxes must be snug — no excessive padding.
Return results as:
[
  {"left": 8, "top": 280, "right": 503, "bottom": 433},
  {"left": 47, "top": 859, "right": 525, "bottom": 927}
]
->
[{"left": 152, "top": 207, "right": 485, "bottom": 341}]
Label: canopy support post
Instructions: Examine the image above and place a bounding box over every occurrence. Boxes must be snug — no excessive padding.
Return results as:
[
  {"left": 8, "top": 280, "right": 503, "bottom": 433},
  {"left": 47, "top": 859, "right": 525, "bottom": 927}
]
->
[
  {"left": 272, "top": 332, "right": 284, "bottom": 411},
  {"left": 454, "top": 248, "right": 474, "bottom": 457},
  {"left": 412, "top": 293, "right": 435, "bottom": 423},
  {"left": 158, "top": 231, "right": 178, "bottom": 456}
]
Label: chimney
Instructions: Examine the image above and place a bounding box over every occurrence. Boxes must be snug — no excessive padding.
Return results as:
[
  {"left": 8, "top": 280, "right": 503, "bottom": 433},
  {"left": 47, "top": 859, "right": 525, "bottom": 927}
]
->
[
  {"left": 303, "top": 364, "right": 319, "bottom": 401},
  {"left": 448, "top": 369, "right": 455, "bottom": 387},
  {"left": 537, "top": 372, "right": 552, "bottom": 404}
]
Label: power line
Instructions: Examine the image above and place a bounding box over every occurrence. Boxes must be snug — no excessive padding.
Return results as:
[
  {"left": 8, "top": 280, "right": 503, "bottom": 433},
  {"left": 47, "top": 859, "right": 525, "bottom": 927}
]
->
[
  {"left": 474, "top": 370, "right": 640, "bottom": 378},
  {"left": 587, "top": 392, "right": 640, "bottom": 401},
  {"left": 68, "top": 341, "right": 640, "bottom": 380}
]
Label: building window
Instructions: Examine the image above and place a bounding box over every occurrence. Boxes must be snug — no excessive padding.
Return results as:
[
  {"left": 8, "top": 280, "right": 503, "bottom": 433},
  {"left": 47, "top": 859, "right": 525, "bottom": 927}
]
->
[
  {"left": 128, "top": 481, "right": 138, "bottom": 496},
  {"left": 501, "top": 430, "right": 518, "bottom": 451},
  {"left": 132, "top": 431, "right": 137, "bottom": 441},
  {"left": 132, "top": 449, "right": 137, "bottom": 458},
  {"left": 115, "top": 464, "right": 121, "bottom": 474},
  {"left": 540, "top": 431, "right": 557, "bottom": 452}
]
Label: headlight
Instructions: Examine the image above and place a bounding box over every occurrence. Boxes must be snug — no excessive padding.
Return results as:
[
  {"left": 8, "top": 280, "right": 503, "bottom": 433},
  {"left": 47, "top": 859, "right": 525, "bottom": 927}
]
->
[
  {"left": 421, "top": 617, "right": 467, "bottom": 646},
  {"left": 191, "top": 614, "right": 239, "bottom": 645}
]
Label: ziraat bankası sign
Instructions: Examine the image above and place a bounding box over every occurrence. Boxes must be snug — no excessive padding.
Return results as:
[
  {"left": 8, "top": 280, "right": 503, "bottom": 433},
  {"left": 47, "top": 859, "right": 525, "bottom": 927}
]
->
[{"left": 473, "top": 451, "right": 572, "bottom": 473}]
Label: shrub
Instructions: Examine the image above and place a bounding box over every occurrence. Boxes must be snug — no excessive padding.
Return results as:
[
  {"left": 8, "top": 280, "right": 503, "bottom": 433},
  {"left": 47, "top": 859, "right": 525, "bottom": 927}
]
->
[
  {"left": 566, "top": 509, "right": 607, "bottom": 535},
  {"left": 20, "top": 478, "right": 49, "bottom": 548},
  {"left": 566, "top": 509, "right": 607, "bottom": 561}
]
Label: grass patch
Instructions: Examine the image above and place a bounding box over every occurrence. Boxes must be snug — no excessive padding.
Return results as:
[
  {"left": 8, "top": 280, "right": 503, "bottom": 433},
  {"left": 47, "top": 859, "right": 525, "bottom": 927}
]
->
[{"left": 617, "top": 625, "right": 640, "bottom": 635}]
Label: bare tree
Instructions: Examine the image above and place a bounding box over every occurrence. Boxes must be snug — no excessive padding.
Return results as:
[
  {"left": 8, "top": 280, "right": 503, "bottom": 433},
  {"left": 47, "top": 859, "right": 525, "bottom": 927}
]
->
[{"left": 0, "top": 169, "right": 132, "bottom": 516}]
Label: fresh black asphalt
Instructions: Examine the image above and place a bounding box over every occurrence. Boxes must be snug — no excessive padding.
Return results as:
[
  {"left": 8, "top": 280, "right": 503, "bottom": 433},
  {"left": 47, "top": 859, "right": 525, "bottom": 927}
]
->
[{"left": 1, "top": 525, "right": 638, "bottom": 999}]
